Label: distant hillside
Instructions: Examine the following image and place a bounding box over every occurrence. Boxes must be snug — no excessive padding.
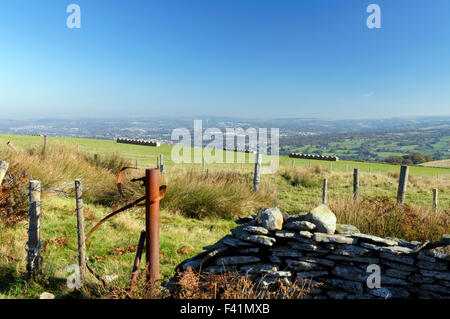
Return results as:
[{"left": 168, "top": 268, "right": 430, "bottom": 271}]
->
[{"left": 420, "top": 159, "right": 450, "bottom": 168}]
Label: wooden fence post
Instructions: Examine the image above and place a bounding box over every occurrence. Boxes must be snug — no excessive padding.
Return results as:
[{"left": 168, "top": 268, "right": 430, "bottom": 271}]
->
[
  {"left": 346, "top": 164, "right": 348, "bottom": 172},
  {"left": 253, "top": 153, "right": 262, "bottom": 192},
  {"left": 94, "top": 154, "right": 98, "bottom": 161},
  {"left": 0, "top": 161, "right": 9, "bottom": 185},
  {"left": 27, "top": 180, "right": 42, "bottom": 279},
  {"left": 397, "top": 165, "right": 409, "bottom": 204},
  {"left": 353, "top": 168, "right": 359, "bottom": 202},
  {"left": 156, "top": 157, "right": 160, "bottom": 169},
  {"left": 202, "top": 156, "right": 206, "bottom": 172},
  {"left": 206, "top": 168, "right": 209, "bottom": 178},
  {"left": 159, "top": 154, "right": 164, "bottom": 174},
  {"left": 42, "top": 135, "right": 48, "bottom": 156},
  {"left": 433, "top": 188, "right": 438, "bottom": 211},
  {"left": 322, "top": 179, "right": 327, "bottom": 205},
  {"left": 135, "top": 160, "right": 138, "bottom": 169},
  {"left": 6, "top": 141, "right": 18, "bottom": 152},
  {"left": 75, "top": 179, "right": 86, "bottom": 285},
  {"left": 292, "top": 160, "right": 295, "bottom": 168}
]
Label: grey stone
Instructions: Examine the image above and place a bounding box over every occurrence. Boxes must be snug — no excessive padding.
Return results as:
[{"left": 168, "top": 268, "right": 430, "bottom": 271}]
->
[
  {"left": 275, "top": 230, "right": 303, "bottom": 241},
  {"left": 420, "top": 270, "right": 450, "bottom": 281},
  {"left": 264, "top": 271, "right": 292, "bottom": 278},
  {"left": 223, "top": 238, "right": 254, "bottom": 247},
  {"left": 241, "top": 263, "right": 279, "bottom": 273},
  {"left": 296, "top": 271, "right": 329, "bottom": 279},
  {"left": 369, "top": 287, "right": 410, "bottom": 299},
  {"left": 203, "top": 265, "right": 239, "bottom": 274},
  {"left": 417, "top": 251, "right": 437, "bottom": 262},
  {"left": 327, "top": 254, "right": 379, "bottom": 264},
  {"left": 408, "top": 274, "right": 436, "bottom": 284},
  {"left": 285, "top": 259, "right": 323, "bottom": 271},
  {"left": 242, "top": 226, "right": 270, "bottom": 235},
  {"left": 351, "top": 233, "right": 397, "bottom": 246},
  {"left": 381, "top": 276, "right": 409, "bottom": 286},
  {"left": 313, "top": 233, "right": 356, "bottom": 245},
  {"left": 215, "top": 256, "right": 261, "bottom": 266},
  {"left": 332, "top": 265, "right": 366, "bottom": 281},
  {"left": 417, "top": 260, "right": 447, "bottom": 271},
  {"left": 359, "top": 242, "right": 414, "bottom": 255},
  {"left": 202, "top": 235, "right": 233, "bottom": 250},
  {"left": 270, "top": 246, "right": 302, "bottom": 258},
  {"left": 346, "top": 294, "right": 374, "bottom": 299},
  {"left": 385, "top": 268, "right": 412, "bottom": 279},
  {"left": 181, "top": 246, "right": 229, "bottom": 270},
  {"left": 286, "top": 212, "right": 308, "bottom": 223},
  {"left": 335, "top": 224, "right": 360, "bottom": 235},
  {"left": 235, "top": 216, "right": 255, "bottom": 224},
  {"left": 327, "top": 290, "right": 348, "bottom": 299},
  {"left": 385, "top": 237, "right": 422, "bottom": 250},
  {"left": 439, "top": 280, "right": 450, "bottom": 287},
  {"left": 420, "top": 284, "right": 450, "bottom": 295},
  {"left": 381, "top": 260, "right": 417, "bottom": 272},
  {"left": 425, "top": 245, "right": 449, "bottom": 261},
  {"left": 255, "top": 207, "right": 284, "bottom": 231},
  {"left": 284, "top": 220, "right": 316, "bottom": 231},
  {"left": 332, "top": 244, "right": 370, "bottom": 257},
  {"left": 407, "top": 286, "right": 444, "bottom": 299},
  {"left": 330, "top": 279, "right": 363, "bottom": 294},
  {"left": 39, "top": 292, "right": 55, "bottom": 299},
  {"left": 380, "top": 252, "right": 415, "bottom": 265},
  {"left": 304, "top": 204, "right": 337, "bottom": 234},
  {"left": 294, "top": 257, "right": 335, "bottom": 267},
  {"left": 237, "top": 247, "right": 260, "bottom": 254},
  {"left": 287, "top": 241, "right": 329, "bottom": 254},
  {"left": 235, "top": 232, "right": 276, "bottom": 247}
]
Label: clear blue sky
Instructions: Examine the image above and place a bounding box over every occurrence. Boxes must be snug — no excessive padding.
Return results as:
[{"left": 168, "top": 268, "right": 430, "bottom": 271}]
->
[{"left": 1, "top": 0, "right": 449, "bottom": 119}]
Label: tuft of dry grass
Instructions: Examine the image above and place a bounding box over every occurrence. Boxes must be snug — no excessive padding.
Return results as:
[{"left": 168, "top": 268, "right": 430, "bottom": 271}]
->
[
  {"left": 160, "top": 169, "right": 275, "bottom": 219},
  {"left": 329, "top": 196, "right": 449, "bottom": 242},
  {"left": 281, "top": 169, "right": 320, "bottom": 188}
]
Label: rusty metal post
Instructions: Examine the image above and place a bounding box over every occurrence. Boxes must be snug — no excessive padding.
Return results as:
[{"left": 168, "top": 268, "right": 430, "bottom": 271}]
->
[{"left": 145, "top": 169, "right": 160, "bottom": 282}]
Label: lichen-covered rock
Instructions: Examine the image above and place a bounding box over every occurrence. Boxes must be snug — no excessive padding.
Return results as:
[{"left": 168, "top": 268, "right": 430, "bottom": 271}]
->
[
  {"left": 284, "top": 220, "right": 316, "bottom": 232},
  {"left": 215, "top": 256, "right": 261, "bottom": 266},
  {"left": 255, "top": 207, "right": 284, "bottom": 231},
  {"left": 304, "top": 204, "right": 336, "bottom": 234},
  {"left": 313, "top": 233, "right": 356, "bottom": 245},
  {"left": 335, "top": 224, "right": 360, "bottom": 235}
]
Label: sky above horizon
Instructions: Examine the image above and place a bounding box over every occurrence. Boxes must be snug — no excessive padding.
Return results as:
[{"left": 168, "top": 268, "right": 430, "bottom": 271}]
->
[{"left": 1, "top": 0, "right": 450, "bottom": 120}]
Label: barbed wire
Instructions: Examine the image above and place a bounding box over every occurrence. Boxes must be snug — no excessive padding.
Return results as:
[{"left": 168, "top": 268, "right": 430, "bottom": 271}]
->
[{"left": 3, "top": 170, "right": 88, "bottom": 197}]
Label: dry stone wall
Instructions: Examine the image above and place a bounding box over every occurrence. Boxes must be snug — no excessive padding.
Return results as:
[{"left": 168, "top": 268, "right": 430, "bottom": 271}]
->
[{"left": 175, "top": 205, "right": 449, "bottom": 299}]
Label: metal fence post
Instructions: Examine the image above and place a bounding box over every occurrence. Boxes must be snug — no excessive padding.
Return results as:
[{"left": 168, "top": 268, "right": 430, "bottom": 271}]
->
[
  {"left": 397, "top": 166, "right": 409, "bottom": 204},
  {"left": 27, "top": 180, "right": 42, "bottom": 279},
  {"left": 75, "top": 179, "right": 86, "bottom": 285},
  {"left": 145, "top": 169, "right": 160, "bottom": 282}
]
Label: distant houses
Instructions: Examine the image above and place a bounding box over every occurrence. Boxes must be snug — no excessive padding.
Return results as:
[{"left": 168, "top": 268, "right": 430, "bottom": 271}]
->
[
  {"left": 116, "top": 138, "right": 160, "bottom": 147},
  {"left": 289, "top": 153, "right": 339, "bottom": 161}
]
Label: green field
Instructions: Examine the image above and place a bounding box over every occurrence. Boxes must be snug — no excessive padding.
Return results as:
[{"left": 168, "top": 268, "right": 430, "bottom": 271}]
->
[{"left": 1, "top": 134, "right": 449, "bottom": 177}]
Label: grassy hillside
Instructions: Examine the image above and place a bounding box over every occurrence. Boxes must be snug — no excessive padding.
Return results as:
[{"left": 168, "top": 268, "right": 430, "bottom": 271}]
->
[
  {"left": 1, "top": 134, "right": 449, "bottom": 177},
  {"left": 420, "top": 159, "right": 450, "bottom": 168},
  {"left": 0, "top": 134, "right": 449, "bottom": 299}
]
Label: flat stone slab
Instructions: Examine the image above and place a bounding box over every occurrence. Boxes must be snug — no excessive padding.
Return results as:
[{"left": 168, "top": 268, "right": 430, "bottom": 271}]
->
[
  {"left": 332, "top": 244, "right": 370, "bottom": 257},
  {"left": 380, "top": 252, "right": 416, "bottom": 265},
  {"left": 313, "top": 233, "right": 357, "bottom": 245},
  {"left": 420, "top": 270, "right": 450, "bottom": 281},
  {"left": 351, "top": 233, "right": 397, "bottom": 246},
  {"left": 287, "top": 241, "right": 329, "bottom": 254},
  {"left": 381, "top": 260, "right": 417, "bottom": 272},
  {"left": 223, "top": 238, "right": 254, "bottom": 247},
  {"left": 297, "top": 257, "right": 335, "bottom": 267},
  {"left": 240, "top": 263, "right": 279, "bottom": 273},
  {"left": 270, "top": 246, "right": 303, "bottom": 258},
  {"left": 235, "top": 232, "right": 276, "bottom": 247},
  {"left": 332, "top": 265, "right": 366, "bottom": 281},
  {"left": 242, "top": 226, "right": 270, "bottom": 235},
  {"left": 285, "top": 259, "right": 324, "bottom": 271},
  {"left": 385, "top": 268, "right": 412, "bottom": 279},
  {"left": 284, "top": 220, "right": 316, "bottom": 232},
  {"left": 359, "top": 242, "right": 415, "bottom": 255},
  {"left": 417, "top": 260, "right": 448, "bottom": 271},
  {"left": 327, "top": 254, "right": 379, "bottom": 264},
  {"left": 275, "top": 230, "right": 312, "bottom": 241},
  {"left": 215, "top": 255, "right": 261, "bottom": 266},
  {"left": 296, "top": 271, "right": 329, "bottom": 279},
  {"left": 330, "top": 279, "right": 363, "bottom": 294},
  {"left": 335, "top": 224, "right": 360, "bottom": 235}
]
